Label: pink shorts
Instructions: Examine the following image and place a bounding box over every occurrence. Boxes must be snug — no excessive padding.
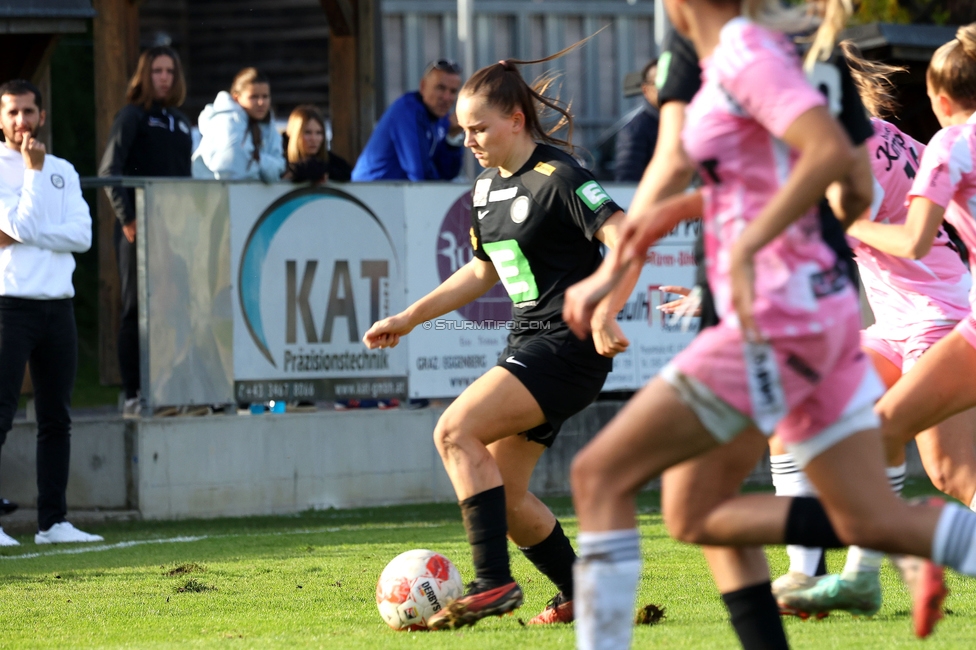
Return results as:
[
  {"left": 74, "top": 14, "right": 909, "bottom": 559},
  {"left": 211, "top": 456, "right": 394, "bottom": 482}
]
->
[
  {"left": 955, "top": 313, "right": 976, "bottom": 351},
  {"left": 861, "top": 322, "right": 958, "bottom": 373},
  {"left": 662, "top": 311, "right": 883, "bottom": 465}
]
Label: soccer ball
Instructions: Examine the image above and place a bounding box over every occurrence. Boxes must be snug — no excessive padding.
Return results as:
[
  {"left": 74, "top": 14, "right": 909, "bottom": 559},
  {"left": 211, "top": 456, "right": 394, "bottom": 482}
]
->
[{"left": 376, "top": 549, "right": 464, "bottom": 631}]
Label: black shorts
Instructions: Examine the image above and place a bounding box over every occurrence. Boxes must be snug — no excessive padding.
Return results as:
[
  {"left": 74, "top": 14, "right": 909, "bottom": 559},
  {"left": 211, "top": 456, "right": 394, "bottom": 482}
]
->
[{"left": 498, "top": 331, "right": 612, "bottom": 447}]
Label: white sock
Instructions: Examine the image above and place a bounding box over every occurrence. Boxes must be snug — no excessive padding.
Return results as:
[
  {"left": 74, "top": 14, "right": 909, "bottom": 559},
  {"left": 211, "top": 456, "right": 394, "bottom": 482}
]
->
[
  {"left": 932, "top": 502, "right": 976, "bottom": 575},
  {"left": 771, "top": 453, "right": 822, "bottom": 576},
  {"left": 841, "top": 546, "right": 884, "bottom": 579},
  {"left": 886, "top": 463, "right": 907, "bottom": 494},
  {"left": 575, "top": 530, "right": 641, "bottom": 650},
  {"left": 836, "top": 463, "right": 906, "bottom": 579}
]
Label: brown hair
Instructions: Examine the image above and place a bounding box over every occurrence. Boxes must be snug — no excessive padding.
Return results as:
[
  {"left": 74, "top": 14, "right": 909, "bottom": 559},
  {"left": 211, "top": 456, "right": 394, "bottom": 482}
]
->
[
  {"left": 126, "top": 46, "right": 186, "bottom": 110},
  {"left": 927, "top": 23, "right": 976, "bottom": 110},
  {"left": 839, "top": 40, "right": 906, "bottom": 118},
  {"left": 460, "top": 32, "right": 604, "bottom": 152},
  {"left": 286, "top": 105, "right": 328, "bottom": 165},
  {"left": 230, "top": 67, "right": 272, "bottom": 161}
]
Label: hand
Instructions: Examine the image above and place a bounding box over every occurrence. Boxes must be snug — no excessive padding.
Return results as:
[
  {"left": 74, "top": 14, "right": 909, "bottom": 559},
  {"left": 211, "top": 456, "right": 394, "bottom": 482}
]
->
[
  {"left": 730, "top": 243, "right": 762, "bottom": 342},
  {"left": 657, "top": 285, "right": 701, "bottom": 317},
  {"left": 591, "top": 307, "right": 630, "bottom": 357},
  {"left": 122, "top": 221, "right": 136, "bottom": 244},
  {"left": 362, "top": 312, "right": 415, "bottom": 349},
  {"left": 21, "top": 135, "right": 45, "bottom": 171},
  {"left": 0, "top": 230, "right": 15, "bottom": 248},
  {"left": 563, "top": 262, "right": 623, "bottom": 340}
]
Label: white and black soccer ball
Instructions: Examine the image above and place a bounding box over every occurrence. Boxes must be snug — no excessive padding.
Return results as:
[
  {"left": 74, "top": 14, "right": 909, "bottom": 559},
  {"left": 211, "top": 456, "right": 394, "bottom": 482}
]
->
[{"left": 375, "top": 549, "right": 463, "bottom": 630}]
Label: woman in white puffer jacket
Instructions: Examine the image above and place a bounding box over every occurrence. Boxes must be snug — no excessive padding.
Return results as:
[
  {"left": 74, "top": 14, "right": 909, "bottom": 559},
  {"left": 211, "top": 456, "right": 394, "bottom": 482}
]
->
[{"left": 192, "top": 67, "right": 286, "bottom": 182}]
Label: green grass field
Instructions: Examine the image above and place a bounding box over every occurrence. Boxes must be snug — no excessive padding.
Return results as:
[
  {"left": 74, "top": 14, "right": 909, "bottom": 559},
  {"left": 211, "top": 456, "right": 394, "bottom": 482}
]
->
[{"left": 0, "top": 488, "right": 974, "bottom": 649}]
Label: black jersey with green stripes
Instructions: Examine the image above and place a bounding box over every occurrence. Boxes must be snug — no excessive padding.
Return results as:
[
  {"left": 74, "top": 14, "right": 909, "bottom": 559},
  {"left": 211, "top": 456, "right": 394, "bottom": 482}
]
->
[{"left": 469, "top": 143, "right": 621, "bottom": 344}]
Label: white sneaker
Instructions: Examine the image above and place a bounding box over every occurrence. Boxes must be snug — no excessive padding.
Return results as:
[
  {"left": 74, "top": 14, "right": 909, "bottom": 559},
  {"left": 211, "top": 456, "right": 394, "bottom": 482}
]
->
[
  {"left": 35, "top": 522, "right": 104, "bottom": 544},
  {"left": 0, "top": 527, "right": 20, "bottom": 546}
]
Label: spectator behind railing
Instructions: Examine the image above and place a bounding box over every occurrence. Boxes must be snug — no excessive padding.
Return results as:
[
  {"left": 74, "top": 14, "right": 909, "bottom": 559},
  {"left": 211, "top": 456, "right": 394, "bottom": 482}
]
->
[
  {"left": 282, "top": 105, "right": 351, "bottom": 183},
  {"left": 613, "top": 58, "right": 660, "bottom": 182},
  {"left": 351, "top": 59, "right": 464, "bottom": 181},
  {"left": 98, "top": 46, "right": 192, "bottom": 417},
  {"left": 192, "top": 67, "right": 286, "bottom": 182}
]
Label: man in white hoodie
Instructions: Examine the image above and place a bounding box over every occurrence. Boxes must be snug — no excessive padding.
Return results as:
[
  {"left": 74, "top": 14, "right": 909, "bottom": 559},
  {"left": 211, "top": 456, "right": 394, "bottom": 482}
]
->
[{"left": 0, "top": 80, "right": 103, "bottom": 546}]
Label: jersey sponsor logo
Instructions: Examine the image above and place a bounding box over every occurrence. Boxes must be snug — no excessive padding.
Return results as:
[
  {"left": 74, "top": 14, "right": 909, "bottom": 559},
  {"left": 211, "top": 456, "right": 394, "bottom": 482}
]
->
[
  {"left": 50, "top": 174, "right": 64, "bottom": 189},
  {"left": 575, "top": 181, "right": 611, "bottom": 211},
  {"left": 505, "top": 355, "right": 527, "bottom": 369},
  {"left": 743, "top": 341, "right": 786, "bottom": 435},
  {"left": 489, "top": 187, "right": 518, "bottom": 203},
  {"left": 481, "top": 239, "right": 540, "bottom": 305},
  {"left": 472, "top": 178, "right": 492, "bottom": 207},
  {"left": 655, "top": 51, "right": 672, "bottom": 90},
  {"left": 533, "top": 161, "right": 556, "bottom": 177},
  {"left": 510, "top": 196, "right": 530, "bottom": 224},
  {"left": 477, "top": 209, "right": 489, "bottom": 220}
]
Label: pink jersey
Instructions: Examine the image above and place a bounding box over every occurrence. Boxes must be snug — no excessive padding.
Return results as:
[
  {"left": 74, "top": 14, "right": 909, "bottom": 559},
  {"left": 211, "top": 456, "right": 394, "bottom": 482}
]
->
[
  {"left": 909, "top": 113, "right": 976, "bottom": 287},
  {"left": 683, "top": 18, "right": 858, "bottom": 337},
  {"left": 850, "top": 119, "right": 971, "bottom": 338}
]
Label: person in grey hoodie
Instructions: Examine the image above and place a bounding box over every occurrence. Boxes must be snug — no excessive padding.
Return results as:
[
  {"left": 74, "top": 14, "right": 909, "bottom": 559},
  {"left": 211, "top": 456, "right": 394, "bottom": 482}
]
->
[{"left": 192, "top": 67, "right": 285, "bottom": 182}]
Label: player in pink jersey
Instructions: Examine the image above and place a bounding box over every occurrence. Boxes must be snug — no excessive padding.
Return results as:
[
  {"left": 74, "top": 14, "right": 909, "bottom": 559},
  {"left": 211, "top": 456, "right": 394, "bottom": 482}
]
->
[
  {"left": 826, "top": 26, "right": 976, "bottom": 506},
  {"left": 775, "top": 42, "right": 976, "bottom": 621},
  {"left": 566, "top": 5, "right": 976, "bottom": 649}
]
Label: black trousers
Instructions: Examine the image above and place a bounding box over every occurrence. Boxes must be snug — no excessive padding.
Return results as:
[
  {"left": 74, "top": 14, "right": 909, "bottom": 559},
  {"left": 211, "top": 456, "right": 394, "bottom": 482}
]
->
[
  {"left": 0, "top": 297, "right": 77, "bottom": 531},
  {"left": 114, "top": 220, "right": 140, "bottom": 398}
]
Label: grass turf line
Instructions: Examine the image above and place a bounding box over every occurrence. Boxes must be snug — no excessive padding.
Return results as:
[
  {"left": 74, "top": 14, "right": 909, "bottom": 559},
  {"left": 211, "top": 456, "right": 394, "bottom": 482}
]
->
[{"left": 0, "top": 486, "right": 973, "bottom": 648}]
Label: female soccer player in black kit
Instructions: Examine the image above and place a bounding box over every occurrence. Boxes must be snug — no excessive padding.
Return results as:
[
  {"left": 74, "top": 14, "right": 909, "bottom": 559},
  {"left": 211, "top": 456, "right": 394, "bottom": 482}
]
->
[{"left": 363, "top": 51, "right": 627, "bottom": 629}]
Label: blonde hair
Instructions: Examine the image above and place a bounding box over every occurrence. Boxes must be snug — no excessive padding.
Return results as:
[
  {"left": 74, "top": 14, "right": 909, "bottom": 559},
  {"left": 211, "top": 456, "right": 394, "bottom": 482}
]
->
[
  {"left": 744, "top": 0, "right": 853, "bottom": 70},
  {"left": 928, "top": 23, "right": 976, "bottom": 110},
  {"left": 286, "top": 105, "right": 328, "bottom": 164},
  {"left": 839, "top": 40, "right": 906, "bottom": 118}
]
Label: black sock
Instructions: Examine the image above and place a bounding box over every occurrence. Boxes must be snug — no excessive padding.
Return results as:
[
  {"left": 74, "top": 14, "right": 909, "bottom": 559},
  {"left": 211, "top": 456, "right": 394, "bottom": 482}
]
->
[
  {"left": 519, "top": 520, "right": 576, "bottom": 599},
  {"left": 459, "top": 486, "right": 513, "bottom": 588},
  {"left": 721, "top": 582, "right": 790, "bottom": 650},
  {"left": 815, "top": 550, "right": 827, "bottom": 577},
  {"left": 784, "top": 497, "right": 843, "bottom": 548}
]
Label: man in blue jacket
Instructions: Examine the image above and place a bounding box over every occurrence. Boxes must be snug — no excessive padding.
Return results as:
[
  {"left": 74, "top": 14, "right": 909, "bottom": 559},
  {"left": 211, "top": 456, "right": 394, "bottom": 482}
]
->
[
  {"left": 352, "top": 60, "right": 464, "bottom": 181},
  {"left": 613, "top": 59, "right": 659, "bottom": 182}
]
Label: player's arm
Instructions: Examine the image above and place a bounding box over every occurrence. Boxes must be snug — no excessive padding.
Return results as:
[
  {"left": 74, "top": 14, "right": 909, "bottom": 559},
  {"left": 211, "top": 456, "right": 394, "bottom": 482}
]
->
[
  {"left": 731, "top": 105, "right": 856, "bottom": 339},
  {"left": 826, "top": 143, "right": 873, "bottom": 229},
  {"left": 846, "top": 197, "right": 945, "bottom": 260},
  {"left": 363, "top": 258, "right": 499, "bottom": 349}
]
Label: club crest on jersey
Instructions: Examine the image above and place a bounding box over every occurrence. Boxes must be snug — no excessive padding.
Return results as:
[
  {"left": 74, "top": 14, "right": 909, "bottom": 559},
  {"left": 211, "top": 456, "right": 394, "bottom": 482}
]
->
[
  {"left": 50, "top": 174, "right": 64, "bottom": 189},
  {"left": 472, "top": 178, "right": 492, "bottom": 207},
  {"left": 576, "top": 181, "right": 610, "bottom": 211},
  {"left": 510, "top": 196, "right": 530, "bottom": 224}
]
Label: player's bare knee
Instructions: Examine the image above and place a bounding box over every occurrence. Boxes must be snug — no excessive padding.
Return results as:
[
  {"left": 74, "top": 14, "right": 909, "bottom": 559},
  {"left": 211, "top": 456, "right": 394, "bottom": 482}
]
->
[
  {"left": 663, "top": 506, "right": 704, "bottom": 544},
  {"left": 432, "top": 413, "right": 466, "bottom": 457},
  {"left": 570, "top": 450, "right": 602, "bottom": 503}
]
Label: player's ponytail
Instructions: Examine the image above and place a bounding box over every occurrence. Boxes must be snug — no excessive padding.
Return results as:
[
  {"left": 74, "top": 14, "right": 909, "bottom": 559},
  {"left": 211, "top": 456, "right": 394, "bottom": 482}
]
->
[
  {"left": 928, "top": 23, "right": 976, "bottom": 109},
  {"left": 743, "top": 0, "right": 853, "bottom": 70},
  {"left": 460, "top": 30, "right": 604, "bottom": 152},
  {"left": 839, "top": 40, "right": 906, "bottom": 118}
]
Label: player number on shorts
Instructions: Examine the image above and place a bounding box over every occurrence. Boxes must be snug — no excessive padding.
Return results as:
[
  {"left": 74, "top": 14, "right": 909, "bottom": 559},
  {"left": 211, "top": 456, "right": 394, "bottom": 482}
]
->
[{"left": 482, "top": 240, "right": 540, "bottom": 305}]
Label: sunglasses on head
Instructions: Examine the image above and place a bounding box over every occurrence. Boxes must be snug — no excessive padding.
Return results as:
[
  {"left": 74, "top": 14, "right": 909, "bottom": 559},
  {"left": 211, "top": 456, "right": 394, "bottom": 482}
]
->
[{"left": 425, "top": 59, "right": 462, "bottom": 76}]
